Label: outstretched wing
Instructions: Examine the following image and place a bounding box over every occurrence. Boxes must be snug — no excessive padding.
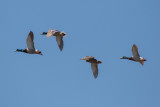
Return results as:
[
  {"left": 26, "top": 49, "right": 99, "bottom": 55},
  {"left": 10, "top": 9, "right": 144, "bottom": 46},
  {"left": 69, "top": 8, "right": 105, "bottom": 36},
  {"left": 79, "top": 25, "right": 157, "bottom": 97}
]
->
[
  {"left": 132, "top": 44, "right": 140, "bottom": 58},
  {"left": 86, "top": 56, "right": 95, "bottom": 60},
  {"left": 27, "top": 31, "right": 35, "bottom": 49},
  {"left": 47, "top": 29, "right": 55, "bottom": 38},
  {"left": 56, "top": 36, "right": 64, "bottom": 51},
  {"left": 91, "top": 63, "right": 98, "bottom": 79}
]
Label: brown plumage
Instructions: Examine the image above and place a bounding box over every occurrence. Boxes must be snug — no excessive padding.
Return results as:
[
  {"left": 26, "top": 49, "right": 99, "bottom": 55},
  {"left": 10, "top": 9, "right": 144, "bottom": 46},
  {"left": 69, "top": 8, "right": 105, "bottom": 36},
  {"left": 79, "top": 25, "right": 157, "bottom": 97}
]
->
[
  {"left": 81, "top": 56, "right": 102, "bottom": 79},
  {"left": 27, "top": 31, "right": 35, "bottom": 50},
  {"left": 15, "top": 31, "right": 42, "bottom": 55},
  {"left": 120, "top": 44, "right": 147, "bottom": 65},
  {"left": 41, "top": 29, "right": 66, "bottom": 51}
]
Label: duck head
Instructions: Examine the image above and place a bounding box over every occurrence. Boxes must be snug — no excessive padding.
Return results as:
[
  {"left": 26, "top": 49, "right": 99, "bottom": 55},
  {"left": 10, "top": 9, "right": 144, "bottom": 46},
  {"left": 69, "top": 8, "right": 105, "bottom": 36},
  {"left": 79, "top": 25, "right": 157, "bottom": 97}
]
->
[
  {"left": 120, "top": 56, "right": 129, "bottom": 59},
  {"left": 40, "top": 32, "right": 48, "bottom": 35}
]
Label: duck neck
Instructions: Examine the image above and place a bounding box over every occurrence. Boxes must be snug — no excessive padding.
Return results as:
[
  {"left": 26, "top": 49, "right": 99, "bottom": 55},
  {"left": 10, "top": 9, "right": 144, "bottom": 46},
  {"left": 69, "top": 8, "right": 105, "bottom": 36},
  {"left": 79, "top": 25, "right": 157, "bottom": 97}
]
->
[
  {"left": 121, "top": 56, "right": 130, "bottom": 59},
  {"left": 16, "top": 49, "right": 27, "bottom": 53},
  {"left": 42, "top": 32, "right": 47, "bottom": 35}
]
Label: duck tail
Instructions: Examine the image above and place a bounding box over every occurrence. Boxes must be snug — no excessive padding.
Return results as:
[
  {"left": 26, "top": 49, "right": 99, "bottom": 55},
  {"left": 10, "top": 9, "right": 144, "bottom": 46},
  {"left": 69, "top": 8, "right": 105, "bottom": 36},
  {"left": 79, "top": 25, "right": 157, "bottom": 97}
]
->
[{"left": 97, "top": 61, "right": 102, "bottom": 64}]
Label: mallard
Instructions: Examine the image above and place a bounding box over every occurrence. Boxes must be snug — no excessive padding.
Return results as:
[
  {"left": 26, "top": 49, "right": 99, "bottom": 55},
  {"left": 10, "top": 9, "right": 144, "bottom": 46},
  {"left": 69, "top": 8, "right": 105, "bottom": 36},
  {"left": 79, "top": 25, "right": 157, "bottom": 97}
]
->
[
  {"left": 120, "top": 44, "right": 146, "bottom": 65},
  {"left": 81, "top": 56, "right": 102, "bottom": 79},
  {"left": 14, "top": 31, "right": 42, "bottom": 55},
  {"left": 41, "top": 29, "right": 66, "bottom": 51}
]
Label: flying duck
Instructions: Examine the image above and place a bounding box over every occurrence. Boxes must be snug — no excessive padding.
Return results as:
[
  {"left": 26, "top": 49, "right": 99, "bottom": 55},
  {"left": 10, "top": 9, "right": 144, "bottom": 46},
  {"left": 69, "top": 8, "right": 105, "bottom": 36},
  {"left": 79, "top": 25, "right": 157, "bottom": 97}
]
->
[
  {"left": 41, "top": 29, "right": 66, "bottom": 51},
  {"left": 120, "top": 44, "right": 146, "bottom": 65},
  {"left": 14, "top": 31, "right": 42, "bottom": 55},
  {"left": 81, "top": 56, "right": 102, "bottom": 79}
]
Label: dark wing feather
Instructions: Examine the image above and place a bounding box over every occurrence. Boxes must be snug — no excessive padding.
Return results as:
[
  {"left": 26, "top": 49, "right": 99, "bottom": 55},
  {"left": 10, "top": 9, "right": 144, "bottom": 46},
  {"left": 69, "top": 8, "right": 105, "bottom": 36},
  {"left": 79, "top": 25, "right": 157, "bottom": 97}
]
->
[
  {"left": 26, "top": 31, "right": 35, "bottom": 49},
  {"left": 56, "top": 36, "right": 64, "bottom": 51},
  {"left": 91, "top": 63, "right": 98, "bottom": 79},
  {"left": 132, "top": 44, "right": 140, "bottom": 58},
  {"left": 86, "top": 56, "right": 95, "bottom": 60}
]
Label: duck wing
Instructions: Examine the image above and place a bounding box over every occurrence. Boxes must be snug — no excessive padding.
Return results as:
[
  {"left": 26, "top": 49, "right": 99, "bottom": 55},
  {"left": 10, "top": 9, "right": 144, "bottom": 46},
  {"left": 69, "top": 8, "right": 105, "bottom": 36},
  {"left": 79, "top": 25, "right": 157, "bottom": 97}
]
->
[
  {"left": 85, "top": 56, "right": 95, "bottom": 60},
  {"left": 132, "top": 44, "right": 140, "bottom": 58},
  {"left": 56, "top": 35, "right": 64, "bottom": 51},
  {"left": 27, "top": 31, "right": 35, "bottom": 49},
  {"left": 47, "top": 29, "right": 56, "bottom": 38},
  {"left": 91, "top": 63, "right": 98, "bottom": 79}
]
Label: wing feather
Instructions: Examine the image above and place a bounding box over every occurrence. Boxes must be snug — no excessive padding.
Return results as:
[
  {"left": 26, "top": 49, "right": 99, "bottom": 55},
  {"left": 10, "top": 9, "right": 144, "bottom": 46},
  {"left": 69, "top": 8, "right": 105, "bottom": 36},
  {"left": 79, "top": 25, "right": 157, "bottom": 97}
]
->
[
  {"left": 47, "top": 29, "right": 54, "bottom": 38},
  {"left": 91, "top": 63, "right": 98, "bottom": 79},
  {"left": 56, "top": 36, "right": 64, "bottom": 51},
  {"left": 86, "top": 56, "right": 95, "bottom": 60},
  {"left": 27, "top": 31, "right": 35, "bottom": 49},
  {"left": 132, "top": 44, "right": 140, "bottom": 58}
]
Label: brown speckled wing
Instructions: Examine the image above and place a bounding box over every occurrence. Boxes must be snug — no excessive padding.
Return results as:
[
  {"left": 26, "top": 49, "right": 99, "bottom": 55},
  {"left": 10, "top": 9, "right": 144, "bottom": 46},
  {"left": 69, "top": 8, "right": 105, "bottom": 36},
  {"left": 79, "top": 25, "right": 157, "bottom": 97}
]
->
[
  {"left": 86, "top": 56, "right": 95, "bottom": 60},
  {"left": 47, "top": 29, "right": 54, "bottom": 38}
]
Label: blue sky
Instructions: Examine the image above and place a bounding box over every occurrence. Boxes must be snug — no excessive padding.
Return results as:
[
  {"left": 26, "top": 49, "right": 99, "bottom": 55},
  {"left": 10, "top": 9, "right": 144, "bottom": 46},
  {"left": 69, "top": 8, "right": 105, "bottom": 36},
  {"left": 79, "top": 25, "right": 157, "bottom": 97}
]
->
[{"left": 0, "top": 0, "right": 160, "bottom": 107}]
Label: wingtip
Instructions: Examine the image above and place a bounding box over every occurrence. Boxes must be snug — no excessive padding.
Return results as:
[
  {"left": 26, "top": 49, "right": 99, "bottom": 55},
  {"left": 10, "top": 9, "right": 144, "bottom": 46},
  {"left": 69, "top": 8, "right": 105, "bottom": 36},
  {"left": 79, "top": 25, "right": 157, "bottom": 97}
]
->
[
  {"left": 94, "top": 75, "right": 98, "bottom": 79},
  {"left": 133, "top": 44, "right": 138, "bottom": 48},
  {"left": 59, "top": 47, "right": 63, "bottom": 51},
  {"left": 133, "top": 43, "right": 136, "bottom": 46}
]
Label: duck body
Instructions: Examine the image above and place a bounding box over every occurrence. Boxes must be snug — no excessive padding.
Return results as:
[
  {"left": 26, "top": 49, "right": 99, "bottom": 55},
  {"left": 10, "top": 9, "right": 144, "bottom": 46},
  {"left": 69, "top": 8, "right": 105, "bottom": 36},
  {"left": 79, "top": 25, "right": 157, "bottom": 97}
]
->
[
  {"left": 81, "top": 56, "right": 102, "bottom": 79},
  {"left": 41, "top": 29, "right": 66, "bottom": 51},
  {"left": 15, "top": 31, "right": 42, "bottom": 55},
  {"left": 120, "top": 44, "right": 146, "bottom": 65}
]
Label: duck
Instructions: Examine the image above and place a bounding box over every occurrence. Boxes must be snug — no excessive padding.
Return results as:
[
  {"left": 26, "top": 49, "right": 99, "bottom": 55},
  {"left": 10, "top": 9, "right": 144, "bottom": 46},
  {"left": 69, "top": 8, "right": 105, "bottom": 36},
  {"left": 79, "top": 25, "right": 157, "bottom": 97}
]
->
[
  {"left": 14, "top": 31, "right": 42, "bottom": 55},
  {"left": 81, "top": 56, "right": 102, "bottom": 79},
  {"left": 40, "top": 29, "right": 66, "bottom": 51},
  {"left": 120, "top": 44, "right": 146, "bottom": 65}
]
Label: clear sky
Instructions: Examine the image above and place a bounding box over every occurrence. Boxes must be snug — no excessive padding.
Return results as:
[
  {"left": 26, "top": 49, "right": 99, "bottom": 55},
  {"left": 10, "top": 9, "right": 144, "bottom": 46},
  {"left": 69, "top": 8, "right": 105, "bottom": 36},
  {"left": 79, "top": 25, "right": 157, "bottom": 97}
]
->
[{"left": 0, "top": 0, "right": 160, "bottom": 107}]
